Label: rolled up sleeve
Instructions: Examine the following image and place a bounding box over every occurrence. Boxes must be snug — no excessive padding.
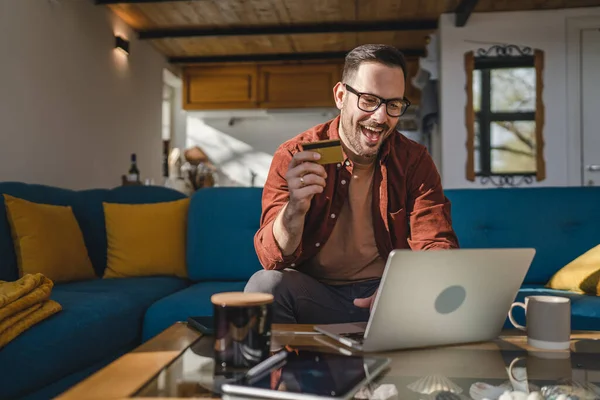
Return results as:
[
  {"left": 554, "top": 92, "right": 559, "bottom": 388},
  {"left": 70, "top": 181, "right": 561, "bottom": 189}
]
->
[
  {"left": 254, "top": 146, "right": 303, "bottom": 270},
  {"left": 406, "top": 148, "right": 460, "bottom": 250}
]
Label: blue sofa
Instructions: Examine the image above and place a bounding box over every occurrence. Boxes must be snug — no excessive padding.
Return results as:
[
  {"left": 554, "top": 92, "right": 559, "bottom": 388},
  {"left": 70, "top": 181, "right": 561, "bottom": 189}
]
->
[
  {"left": 446, "top": 187, "right": 600, "bottom": 330},
  {"left": 1, "top": 183, "right": 599, "bottom": 399},
  {"left": 0, "top": 182, "right": 263, "bottom": 400}
]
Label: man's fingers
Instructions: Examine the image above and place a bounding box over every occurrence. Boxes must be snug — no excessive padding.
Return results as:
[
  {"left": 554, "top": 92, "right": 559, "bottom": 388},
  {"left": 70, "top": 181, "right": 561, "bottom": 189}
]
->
[
  {"left": 290, "top": 151, "right": 321, "bottom": 168},
  {"left": 289, "top": 162, "right": 327, "bottom": 181},
  {"left": 294, "top": 173, "right": 326, "bottom": 189},
  {"left": 353, "top": 297, "right": 371, "bottom": 309},
  {"left": 293, "top": 185, "right": 323, "bottom": 199}
]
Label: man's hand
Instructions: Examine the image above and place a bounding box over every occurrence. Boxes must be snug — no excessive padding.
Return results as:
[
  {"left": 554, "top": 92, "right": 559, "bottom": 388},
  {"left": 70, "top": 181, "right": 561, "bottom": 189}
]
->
[
  {"left": 272, "top": 151, "right": 328, "bottom": 256},
  {"left": 284, "top": 151, "right": 328, "bottom": 217},
  {"left": 353, "top": 289, "right": 378, "bottom": 312}
]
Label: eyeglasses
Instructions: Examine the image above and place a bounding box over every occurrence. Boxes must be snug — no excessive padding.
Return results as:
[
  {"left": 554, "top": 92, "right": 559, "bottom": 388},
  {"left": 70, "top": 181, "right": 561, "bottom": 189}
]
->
[{"left": 344, "top": 84, "right": 410, "bottom": 117}]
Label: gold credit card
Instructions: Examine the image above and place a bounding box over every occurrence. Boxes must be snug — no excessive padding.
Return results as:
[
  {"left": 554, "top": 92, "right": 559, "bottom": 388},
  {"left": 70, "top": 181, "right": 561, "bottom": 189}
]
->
[{"left": 301, "top": 139, "right": 344, "bottom": 165}]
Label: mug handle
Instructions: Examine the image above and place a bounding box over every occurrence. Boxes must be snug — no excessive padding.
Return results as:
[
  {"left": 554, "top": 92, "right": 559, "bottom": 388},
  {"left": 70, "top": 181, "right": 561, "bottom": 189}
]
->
[{"left": 508, "top": 302, "right": 527, "bottom": 331}]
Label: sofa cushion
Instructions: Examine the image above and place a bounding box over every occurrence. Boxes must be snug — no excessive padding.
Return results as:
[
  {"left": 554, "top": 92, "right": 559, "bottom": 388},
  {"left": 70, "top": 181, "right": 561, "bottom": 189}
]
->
[
  {"left": 0, "top": 183, "right": 188, "bottom": 282},
  {"left": 0, "top": 182, "right": 107, "bottom": 281},
  {"left": 504, "top": 284, "right": 600, "bottom": 331},
  {"left": 142, "top": 281, "right": 247, "bottom": 341},
  {"left": 102, "top": 198, "right": 190, "bottom": 279},
  {"left": 95, "top": 186, "right": 189, "bottom": 277},
  {"left": 0, "top": 276, "right": 188, "bottom": 400},
  {"left": 547, "top": 244, "right": 600, "bottom": 295},
  {"left": 446, "top": 187, "right": 600, "bottom": 284},
  {"left": 3, "top": 194, "right": 96, "bottom": 283},
  {"left": 187, "top": 187, "right": 263, "bottom": 282}
]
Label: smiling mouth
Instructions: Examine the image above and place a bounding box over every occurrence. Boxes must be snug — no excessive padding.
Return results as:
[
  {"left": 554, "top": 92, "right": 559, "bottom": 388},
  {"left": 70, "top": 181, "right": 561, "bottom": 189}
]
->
[{"left": 360, "top": 125, "right": 385, "bottom": 145}]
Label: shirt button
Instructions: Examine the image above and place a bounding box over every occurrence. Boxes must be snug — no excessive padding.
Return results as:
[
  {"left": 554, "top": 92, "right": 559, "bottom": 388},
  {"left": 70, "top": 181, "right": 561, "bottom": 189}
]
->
[
  {"left": 341, "top": 179, "right": 347, "bottom": 185},
  {"left": 330, "top": 213, "right": 336, "bottom": 219},
  {"left": 345, "top": 161, "right": 350, "bottom": 166},
  {"left": 315, "top": 242, "right": 321, "bottom": 247},
  {"left": 336, "top": 163, "right": 341, "bottom": 168},
  {"left": 291, "top": 263, "right": 296, "bottom": 267}
]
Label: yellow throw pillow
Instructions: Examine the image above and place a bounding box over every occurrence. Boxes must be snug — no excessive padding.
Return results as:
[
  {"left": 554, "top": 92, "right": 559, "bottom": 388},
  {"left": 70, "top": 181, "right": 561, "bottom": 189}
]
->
[
  {"left": 546, "top": 244, "right": 600, "bottom": 295},
  {"left": 3, "top": 194, "right": 96, "bottom": 283},
  {"left": 102, "top": 198, "right": 189, "bottom": 279}
]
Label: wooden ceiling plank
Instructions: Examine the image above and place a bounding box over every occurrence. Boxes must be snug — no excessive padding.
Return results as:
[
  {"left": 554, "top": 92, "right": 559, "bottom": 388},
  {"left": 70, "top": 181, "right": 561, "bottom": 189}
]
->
[
  {"left": 280, "top": 0, "right": 327, "bottom": 23},
  {"left": 357, "top": 0, "right": 431, "bottom": 21},
  {"left": 237, "top": 0, "right": 262, "bottom": 25},
  {"left": 191, "top": 0, "right": 223, "bottom": 26},
  {"left": 289, "top": 33, "right": 349, "bottom": 53},
  {"left": 357, "top": 30, "right": 431, "bottom": 49},
  {"left": 163, "top": 2, "right": 195, "bottom": 26},
  {"left": 170, "top": 1, "right": 206, "bottom": 26},
  {"left": 108, "top": 4, "right": 153, "bottom": 29},
  {"left": 266, "top": 0, "right": 299, "bottom": 52},
  {"left": 140, "top": 3, "right": 175, "bottom": 26},
  {"left": 320, "top": 0, "right": 355, "bottom": 23},
  {"left": 455, "top": 0, "right": 480, "bottom": 26},
  {"left": 270, "top": 0, "right": 293, "bottom": 24},
  {"left": 211, "top": 0, "right": 249, "bottom": 25},
  {"left": 248, "top": 0, "right": 282, "bottom": 24},
  {"left": 137, "top": 19, "right": 438, "bottom": 39}
]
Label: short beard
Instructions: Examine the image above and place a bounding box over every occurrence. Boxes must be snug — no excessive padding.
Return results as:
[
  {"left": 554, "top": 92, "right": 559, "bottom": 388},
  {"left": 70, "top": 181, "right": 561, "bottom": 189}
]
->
[
  {"left": 340, "top": 100, "right": 387, "bottom": 161},
  {"left": 340, "top": 109, "right": 365, "bottom": 158}
]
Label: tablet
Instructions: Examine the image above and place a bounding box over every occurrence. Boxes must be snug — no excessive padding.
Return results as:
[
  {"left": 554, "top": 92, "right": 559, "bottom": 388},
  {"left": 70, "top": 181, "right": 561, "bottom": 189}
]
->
[{"left": 220, "top": 349, "right": 390, "bottom": 400}]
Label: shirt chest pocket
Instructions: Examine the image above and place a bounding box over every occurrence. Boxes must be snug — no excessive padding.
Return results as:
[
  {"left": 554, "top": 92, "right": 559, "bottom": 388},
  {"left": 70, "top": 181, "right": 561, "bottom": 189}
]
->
[{"left": 388, "top": 208, "right": 410, "bottom": 248}]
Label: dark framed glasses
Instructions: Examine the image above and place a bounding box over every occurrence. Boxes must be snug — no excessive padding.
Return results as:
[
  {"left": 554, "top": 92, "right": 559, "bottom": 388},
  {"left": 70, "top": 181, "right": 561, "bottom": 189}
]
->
[{"left": 344, "top": 84, "right": 410, "bottom": 117}]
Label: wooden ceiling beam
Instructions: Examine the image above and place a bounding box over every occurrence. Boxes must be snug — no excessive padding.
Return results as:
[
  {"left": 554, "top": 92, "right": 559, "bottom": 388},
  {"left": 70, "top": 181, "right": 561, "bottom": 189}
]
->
[
  {"left": 168, "top": 49, "right": 425, "bottom": 64},
  {"left": 138, "top": 20, "right": 438, "bottom": 40},
  {"left": 455, "top": 0, "right": 480, "bottom": 27}
]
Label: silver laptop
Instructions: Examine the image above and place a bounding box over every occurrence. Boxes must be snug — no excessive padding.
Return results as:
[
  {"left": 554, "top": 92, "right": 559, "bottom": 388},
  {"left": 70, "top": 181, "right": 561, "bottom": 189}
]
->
[{"left": 314, "top": 248, "right": 536, "bottom": 352}]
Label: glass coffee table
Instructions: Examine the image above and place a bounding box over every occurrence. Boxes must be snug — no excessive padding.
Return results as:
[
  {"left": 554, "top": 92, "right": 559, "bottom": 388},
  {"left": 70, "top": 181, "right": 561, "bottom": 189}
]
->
[{"left": 57, "top": 323, "right": 600, "bottom": 400}]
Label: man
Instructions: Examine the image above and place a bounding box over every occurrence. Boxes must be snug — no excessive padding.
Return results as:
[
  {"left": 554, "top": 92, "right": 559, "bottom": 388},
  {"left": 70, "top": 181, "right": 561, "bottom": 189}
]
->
[{"left": 245, "top": 44, "right": 459, "bottom": 324}]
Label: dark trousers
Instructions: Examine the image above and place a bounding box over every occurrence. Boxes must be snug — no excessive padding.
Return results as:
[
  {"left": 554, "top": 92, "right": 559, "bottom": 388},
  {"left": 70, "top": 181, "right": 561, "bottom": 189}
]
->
[{"left": 244, "top": 269, "right": 380, "bottom": 324}]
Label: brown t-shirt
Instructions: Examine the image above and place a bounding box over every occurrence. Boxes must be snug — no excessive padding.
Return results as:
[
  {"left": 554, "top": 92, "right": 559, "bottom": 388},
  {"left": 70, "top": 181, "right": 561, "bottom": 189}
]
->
[{"left": 300, "top": 160, "right": 386, "bottom": 285}]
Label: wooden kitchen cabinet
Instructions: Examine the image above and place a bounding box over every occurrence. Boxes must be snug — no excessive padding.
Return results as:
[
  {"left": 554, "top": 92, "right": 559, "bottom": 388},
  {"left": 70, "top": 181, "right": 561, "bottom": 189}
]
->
[
  {"left": 257, "top": 64, "right": 341, "bottom": 108},
  {"left": 183, "top": 65, "right": 258, "bottom": 110},
  {"left": 181, "top": 58, "right": 420, "bottom": 110}
]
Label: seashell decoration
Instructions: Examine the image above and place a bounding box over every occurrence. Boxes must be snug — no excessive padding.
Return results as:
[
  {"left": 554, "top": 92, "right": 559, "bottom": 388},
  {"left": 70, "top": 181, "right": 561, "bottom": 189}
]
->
[{"left": 407, "top": 375, "right": 463, "bottom": 395}]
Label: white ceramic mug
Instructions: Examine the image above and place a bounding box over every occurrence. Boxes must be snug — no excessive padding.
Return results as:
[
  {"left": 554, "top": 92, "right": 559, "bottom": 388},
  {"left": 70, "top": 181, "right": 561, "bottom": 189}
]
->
[{"left": 508, "top": 295, "right": 571, "bottom": 350}]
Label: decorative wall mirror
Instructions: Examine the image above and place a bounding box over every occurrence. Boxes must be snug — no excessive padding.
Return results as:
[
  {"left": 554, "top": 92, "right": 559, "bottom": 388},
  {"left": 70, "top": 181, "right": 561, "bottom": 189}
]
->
[{"left": 464, "top": 45, "right": 546, "bottom": 186}]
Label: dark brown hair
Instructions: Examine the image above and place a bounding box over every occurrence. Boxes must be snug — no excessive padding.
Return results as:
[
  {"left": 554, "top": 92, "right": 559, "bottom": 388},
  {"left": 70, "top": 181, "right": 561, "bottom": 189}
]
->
[{"left": 342, "top": 44, "right": 407, "bottom": 84}]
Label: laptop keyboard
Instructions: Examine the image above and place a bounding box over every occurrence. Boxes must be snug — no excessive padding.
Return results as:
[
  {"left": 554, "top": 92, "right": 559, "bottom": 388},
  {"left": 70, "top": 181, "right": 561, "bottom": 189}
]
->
[{"left": 341, "top": 332, "right": 365, "bottom": 343}]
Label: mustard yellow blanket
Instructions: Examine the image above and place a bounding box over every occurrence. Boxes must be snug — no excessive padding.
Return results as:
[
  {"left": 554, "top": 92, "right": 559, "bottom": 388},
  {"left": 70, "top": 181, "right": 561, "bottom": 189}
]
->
[{"left": 0, "top": 273, "right": 61, "bottom": 348}]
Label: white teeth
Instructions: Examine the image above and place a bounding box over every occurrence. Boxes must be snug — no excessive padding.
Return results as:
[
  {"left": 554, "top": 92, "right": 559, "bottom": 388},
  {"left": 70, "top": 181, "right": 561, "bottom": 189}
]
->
[{"left": 361, "top": 126, "right": 383, "bottom": 133}]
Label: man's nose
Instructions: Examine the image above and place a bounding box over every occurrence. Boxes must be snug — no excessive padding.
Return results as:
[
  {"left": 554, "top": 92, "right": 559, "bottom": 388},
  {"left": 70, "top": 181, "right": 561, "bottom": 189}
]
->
[{"left": 371, "top": 103, "right": 388, "bottom": 124}]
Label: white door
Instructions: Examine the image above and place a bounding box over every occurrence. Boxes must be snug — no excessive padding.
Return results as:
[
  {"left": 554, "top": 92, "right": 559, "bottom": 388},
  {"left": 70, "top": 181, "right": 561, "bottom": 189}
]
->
[{"left": 582, "top": 29, "right": 600, "bottom": 186}]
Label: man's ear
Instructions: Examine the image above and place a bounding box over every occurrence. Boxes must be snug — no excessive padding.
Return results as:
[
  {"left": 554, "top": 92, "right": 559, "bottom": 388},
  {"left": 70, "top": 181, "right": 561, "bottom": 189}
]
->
[{"left": 333, "top": 82, "right": 345, "bottom": 110}]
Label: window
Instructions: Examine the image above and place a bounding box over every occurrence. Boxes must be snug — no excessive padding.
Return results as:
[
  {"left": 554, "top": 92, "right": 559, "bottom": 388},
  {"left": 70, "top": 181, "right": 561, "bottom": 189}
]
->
[{"left": 465, "top": 45, "right": 546, "bottom": 187}]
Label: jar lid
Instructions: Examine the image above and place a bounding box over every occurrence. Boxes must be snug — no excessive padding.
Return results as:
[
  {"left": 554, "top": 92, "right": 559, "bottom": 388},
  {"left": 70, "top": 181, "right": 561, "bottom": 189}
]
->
[{"left": 211, "top": 292, "right": 274, "bottom": 307}]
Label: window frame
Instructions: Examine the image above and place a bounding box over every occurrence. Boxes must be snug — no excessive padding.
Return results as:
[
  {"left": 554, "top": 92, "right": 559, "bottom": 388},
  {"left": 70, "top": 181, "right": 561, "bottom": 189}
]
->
[{"left": 464, "top": 45, "right": 546, "bottom": 186}]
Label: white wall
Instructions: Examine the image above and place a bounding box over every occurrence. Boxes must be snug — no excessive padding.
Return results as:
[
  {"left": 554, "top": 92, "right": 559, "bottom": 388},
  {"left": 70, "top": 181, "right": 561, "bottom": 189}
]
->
[
  {"left": 0, "top": 0, "right": 166, "bottom": 190},
  {"left": 186, "top": 109, "right": 426, "bottom": 187},
  {"left": 186, "top": 109, "right": 337, "bottom": 187},
  {"left": 439, "top": 8, "right": 600, "bottom": 189}
]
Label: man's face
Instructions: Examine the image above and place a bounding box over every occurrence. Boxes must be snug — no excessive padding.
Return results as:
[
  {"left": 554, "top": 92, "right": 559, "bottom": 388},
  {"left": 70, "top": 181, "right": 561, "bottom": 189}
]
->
[{"left": 334, "top": 62, "right": 406, "bottom": 163}]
